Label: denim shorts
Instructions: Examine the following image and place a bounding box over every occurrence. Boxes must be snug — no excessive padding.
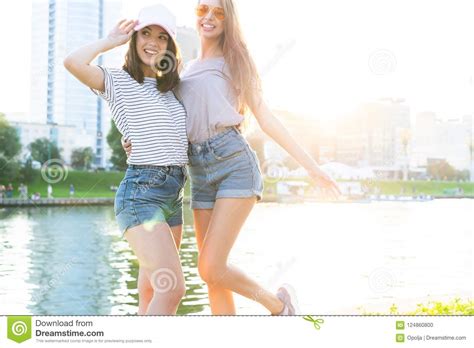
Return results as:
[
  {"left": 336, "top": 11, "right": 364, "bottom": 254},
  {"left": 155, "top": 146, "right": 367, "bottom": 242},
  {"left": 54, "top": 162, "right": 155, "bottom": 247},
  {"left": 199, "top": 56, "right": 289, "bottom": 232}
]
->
[
  {"left": 115, "top": 165, "right": 187, "bottom": 237},
  {"left": 188, "top": 127, "right": 264, "bottom": 209}
]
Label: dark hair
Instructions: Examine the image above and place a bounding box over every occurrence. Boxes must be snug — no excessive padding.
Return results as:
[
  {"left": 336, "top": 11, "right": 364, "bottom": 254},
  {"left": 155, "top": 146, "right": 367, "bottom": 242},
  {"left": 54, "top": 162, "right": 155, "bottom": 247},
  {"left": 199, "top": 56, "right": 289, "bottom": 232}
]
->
[{"left": 123, "top": 31, "right": 181, "bottom": 93}]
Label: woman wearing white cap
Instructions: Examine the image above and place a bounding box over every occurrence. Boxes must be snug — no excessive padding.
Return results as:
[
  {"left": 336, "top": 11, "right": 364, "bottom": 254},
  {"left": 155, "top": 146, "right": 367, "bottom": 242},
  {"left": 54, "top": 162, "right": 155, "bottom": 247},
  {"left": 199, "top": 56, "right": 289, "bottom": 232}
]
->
[
  {"left": 64, "top": 5, "right": 189, "bottom": 315},
  {"left": 124, "top": 0, "right": 341, "bottom": 315}
]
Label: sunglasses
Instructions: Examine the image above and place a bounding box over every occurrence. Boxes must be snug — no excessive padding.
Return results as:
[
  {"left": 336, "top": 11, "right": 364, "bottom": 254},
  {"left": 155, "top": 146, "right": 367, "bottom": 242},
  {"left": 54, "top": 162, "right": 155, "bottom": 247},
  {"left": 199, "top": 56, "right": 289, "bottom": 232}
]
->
[{"left": 195, "top": 4, "right": 226, "bottom": 21}]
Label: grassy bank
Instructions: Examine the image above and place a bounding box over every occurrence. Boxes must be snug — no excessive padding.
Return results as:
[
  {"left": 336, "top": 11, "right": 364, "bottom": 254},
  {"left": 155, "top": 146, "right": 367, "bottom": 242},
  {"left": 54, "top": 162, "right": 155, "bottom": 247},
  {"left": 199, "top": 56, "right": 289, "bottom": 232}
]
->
[
  {"left": 0, "top": 169, "right": 192, "bottom": 199},
  {"left": 363, "top": 180, "right": 474, "bottom": 196},
  {"left": 265, "top": 178, "right": 474, "bottom": 197},
  {"left": 1, "top": 170, "right": 123, "bottom": 198},
  {"left": 1, "top": 170, "right": 473, "bottom": 198}
]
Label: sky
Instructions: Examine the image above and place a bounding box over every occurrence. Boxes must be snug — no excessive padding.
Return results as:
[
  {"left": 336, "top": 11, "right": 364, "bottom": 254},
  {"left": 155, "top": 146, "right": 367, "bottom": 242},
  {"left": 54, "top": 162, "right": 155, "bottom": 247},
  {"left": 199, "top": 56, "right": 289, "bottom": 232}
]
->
[{"left": 0, "top": 0, "right": 473, "bottom": 120}]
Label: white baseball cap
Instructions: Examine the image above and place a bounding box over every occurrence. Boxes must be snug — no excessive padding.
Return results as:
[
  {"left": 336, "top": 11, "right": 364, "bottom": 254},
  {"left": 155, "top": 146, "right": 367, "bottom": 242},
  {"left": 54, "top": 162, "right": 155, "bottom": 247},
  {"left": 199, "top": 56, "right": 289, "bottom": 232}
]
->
[{"left": 134, "top": 4, "right": 177, "bottom": 39}]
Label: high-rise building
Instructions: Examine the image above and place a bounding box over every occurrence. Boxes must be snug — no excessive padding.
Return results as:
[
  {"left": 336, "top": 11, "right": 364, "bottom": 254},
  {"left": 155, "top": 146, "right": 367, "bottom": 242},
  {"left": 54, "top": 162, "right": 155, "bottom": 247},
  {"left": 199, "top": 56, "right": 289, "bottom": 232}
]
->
[{"left": 30, "top": 0, "right": 122, "bottom": 168}]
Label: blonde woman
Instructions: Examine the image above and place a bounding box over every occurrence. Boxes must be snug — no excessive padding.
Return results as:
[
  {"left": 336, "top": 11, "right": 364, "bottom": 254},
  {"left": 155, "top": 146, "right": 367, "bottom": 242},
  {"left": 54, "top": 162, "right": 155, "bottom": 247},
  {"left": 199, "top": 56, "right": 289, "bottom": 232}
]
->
[{"left": 125, "top": 0, "right": 340, "bottom": 315}]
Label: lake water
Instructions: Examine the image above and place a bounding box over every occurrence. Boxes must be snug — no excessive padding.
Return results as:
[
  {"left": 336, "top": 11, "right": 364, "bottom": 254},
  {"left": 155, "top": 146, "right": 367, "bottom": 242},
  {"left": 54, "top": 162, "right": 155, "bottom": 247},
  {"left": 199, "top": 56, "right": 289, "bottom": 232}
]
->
[{"left": 0, "top": 199, "right": 472, "bottom": 315}]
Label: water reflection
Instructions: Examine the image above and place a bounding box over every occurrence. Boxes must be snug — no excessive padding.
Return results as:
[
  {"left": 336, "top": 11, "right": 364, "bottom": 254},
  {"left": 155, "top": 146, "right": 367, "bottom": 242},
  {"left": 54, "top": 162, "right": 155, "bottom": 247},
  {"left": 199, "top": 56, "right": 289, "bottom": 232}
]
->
[
  {"left": 0, "top": 206, "right": 206, "bottom": 315},
  {"left": 0, "top": 200, "right": 472, "bottom": 315}
]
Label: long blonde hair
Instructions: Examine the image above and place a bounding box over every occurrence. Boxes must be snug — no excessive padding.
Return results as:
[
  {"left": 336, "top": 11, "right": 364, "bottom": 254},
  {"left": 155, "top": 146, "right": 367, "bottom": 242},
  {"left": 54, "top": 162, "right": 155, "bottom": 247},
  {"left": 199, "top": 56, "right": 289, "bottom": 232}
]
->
[{"left": 219, "top": 0, "right": 262, "bottom": 114}]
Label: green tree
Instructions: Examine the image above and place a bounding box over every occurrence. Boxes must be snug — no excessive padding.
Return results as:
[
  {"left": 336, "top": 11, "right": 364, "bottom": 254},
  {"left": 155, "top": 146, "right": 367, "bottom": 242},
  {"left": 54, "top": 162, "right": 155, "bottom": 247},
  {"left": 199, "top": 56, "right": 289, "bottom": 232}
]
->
[
  {"left": 107, "top": 120, "right": 127, "bottom": 171},
  {"left": 71, "top": 147, "right": 95, "bottom": 170},
  {"left": 19, "top": 158, "right": 36, "bottom": 183},
  {"left": 28, "top": 138, "right": 61, "bottom": 165},
  {"left": 0, "top": 113, "right": 22, "bottom": 181},
  {"left": 0, "top": 113, "right": 21, "bottom": 159},
  {"left": 427, "top": 159, "right": 457, "bottom": 181},
  {"left": 0, "top": 155, "right": 20, "bottom": 181}
]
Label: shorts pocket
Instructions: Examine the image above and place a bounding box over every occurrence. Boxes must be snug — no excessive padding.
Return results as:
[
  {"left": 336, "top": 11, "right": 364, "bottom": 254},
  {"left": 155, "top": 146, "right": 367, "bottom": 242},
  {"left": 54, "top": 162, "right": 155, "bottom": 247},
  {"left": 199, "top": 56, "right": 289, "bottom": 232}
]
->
[
  {"left": 114, "top": 180, "right": 128, "bottom": 216},
  {"left": 167, "top": 171, "right": 186, "bottom": 190},
  {"left": 249, "top": 150, "right": 262, "bottom": 173},
  {"left": 135, "top": 168, "right": 169, "bottom": 191},
  {"left": 210, "top": 137, "right": 246, "bottom": 161}
]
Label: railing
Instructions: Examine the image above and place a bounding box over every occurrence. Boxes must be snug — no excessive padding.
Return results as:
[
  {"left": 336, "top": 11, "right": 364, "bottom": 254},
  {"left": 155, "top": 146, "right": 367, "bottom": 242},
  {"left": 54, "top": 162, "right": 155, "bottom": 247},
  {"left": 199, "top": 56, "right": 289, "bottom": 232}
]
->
[{"left": 0, "top": 198, "right": 114, "bottom": 207}]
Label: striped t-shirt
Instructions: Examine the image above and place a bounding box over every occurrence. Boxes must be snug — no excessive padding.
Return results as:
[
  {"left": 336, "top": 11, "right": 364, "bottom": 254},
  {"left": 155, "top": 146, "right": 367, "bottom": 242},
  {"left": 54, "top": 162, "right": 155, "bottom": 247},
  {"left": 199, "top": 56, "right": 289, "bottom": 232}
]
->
[{"left": 93, "top": 66, "right": 188, "bottom": 166}]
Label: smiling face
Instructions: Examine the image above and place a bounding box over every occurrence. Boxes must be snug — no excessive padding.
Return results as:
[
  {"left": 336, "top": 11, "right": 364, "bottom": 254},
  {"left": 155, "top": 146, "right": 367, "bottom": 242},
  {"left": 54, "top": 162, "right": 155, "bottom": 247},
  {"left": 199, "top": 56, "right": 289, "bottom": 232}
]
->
[
  {"left": 196, "top": 0, "right": 225, "bottom": 41},
  {"left": 135, "top": 25, "right": 170, "bottom": 72}
]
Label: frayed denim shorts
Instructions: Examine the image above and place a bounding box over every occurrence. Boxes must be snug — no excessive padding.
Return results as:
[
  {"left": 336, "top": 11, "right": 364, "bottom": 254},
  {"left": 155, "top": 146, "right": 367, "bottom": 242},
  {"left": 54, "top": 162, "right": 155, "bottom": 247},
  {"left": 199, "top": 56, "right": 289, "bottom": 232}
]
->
[
  {"left": 115, "top": 165, "right": 187, "bottom": 236},
  {"left": 188, "top": 127, "right": 264, "bottom": 209}
]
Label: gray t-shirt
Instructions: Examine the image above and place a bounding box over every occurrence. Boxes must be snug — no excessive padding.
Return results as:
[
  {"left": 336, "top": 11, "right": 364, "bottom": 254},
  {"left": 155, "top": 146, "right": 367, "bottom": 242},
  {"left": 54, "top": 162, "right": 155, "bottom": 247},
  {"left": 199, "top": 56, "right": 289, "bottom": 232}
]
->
[{"left": 175, "top": 57, "right": 244, "bottom": 144}]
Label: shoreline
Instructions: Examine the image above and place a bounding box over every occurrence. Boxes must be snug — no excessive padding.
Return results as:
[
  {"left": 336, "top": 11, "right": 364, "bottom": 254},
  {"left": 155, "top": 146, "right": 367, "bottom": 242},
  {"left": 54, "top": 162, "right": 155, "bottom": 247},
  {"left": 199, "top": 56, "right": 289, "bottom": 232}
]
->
[{"left": 1, "top": 195, "right": 473, "bottom": 208}]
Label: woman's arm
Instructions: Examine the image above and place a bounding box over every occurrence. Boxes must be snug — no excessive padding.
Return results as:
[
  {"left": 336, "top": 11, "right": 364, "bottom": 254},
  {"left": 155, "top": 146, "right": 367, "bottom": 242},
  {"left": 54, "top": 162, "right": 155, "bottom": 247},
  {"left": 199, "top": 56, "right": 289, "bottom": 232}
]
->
[
  {"left": 63, "top": 19, "right": 136, "bottom": 91},
  {"left": 250, "top": 96, "right": 341, "bottom": 197}
]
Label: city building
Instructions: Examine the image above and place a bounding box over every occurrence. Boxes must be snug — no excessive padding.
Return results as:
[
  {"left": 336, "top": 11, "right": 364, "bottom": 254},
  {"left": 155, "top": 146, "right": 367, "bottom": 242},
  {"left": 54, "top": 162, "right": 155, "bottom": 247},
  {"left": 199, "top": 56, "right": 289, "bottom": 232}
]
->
[
  {"left": 411, "top": 112, "right": 473, "bottom": 170},
  {"left": 245, "top": 109, "right": 321, "bottom": 170},
  {"left": 333, "top": 98, "right": 411, "bottom": 169},
  {"left": 9, "top": 121, "right": 95, "bottom": 164},
  {"left": 30, "top": 0, "right": 122, "bottom": 168}
]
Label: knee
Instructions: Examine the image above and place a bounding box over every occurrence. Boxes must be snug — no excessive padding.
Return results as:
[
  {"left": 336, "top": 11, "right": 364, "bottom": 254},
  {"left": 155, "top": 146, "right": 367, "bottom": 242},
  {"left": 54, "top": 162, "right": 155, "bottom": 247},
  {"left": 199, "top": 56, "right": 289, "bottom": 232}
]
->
[
  {"left": 198, "top": 257, "right": 227, "bottom": 286},
  {"left": 149, "top": 268, "right": 186, "bottom": 303}
]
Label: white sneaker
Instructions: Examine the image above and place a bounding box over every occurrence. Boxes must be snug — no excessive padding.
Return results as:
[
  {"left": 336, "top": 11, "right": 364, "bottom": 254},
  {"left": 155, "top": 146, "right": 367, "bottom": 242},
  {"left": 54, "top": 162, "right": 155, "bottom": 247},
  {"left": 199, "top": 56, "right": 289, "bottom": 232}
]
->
[{"left": 276, "top": 284, "right": 300, "bottom": 315}]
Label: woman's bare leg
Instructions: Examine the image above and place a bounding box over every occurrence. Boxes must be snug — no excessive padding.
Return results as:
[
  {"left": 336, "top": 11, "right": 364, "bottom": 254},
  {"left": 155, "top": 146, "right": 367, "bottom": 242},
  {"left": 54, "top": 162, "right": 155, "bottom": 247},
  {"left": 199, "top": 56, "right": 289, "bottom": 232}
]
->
[
  {"left": 198, "top": 198, "right": 285, "bottom": 314},
  {"left": 126, "top": 223, "right": 185, "bottom": 315},
  {"left": 193, "top": 209, "right": 236, "bottom": 314},
  {"left": 137, "top": 225, "right": 183, "bottom": 315}
]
